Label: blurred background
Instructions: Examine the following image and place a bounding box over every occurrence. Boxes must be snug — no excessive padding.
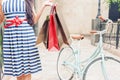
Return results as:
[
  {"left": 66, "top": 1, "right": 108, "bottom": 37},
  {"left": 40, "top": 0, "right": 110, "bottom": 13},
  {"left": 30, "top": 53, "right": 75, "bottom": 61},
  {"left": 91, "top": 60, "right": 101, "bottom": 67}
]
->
[{"left": 35, "top": 0, "right": 109, "bottom": 34}]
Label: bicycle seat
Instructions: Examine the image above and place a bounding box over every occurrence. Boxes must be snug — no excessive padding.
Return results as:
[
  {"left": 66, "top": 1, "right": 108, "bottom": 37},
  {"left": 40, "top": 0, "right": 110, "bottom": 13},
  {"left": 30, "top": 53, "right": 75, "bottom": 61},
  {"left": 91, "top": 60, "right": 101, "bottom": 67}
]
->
[
  {"left": 71, "top": 34, "right": 84, "bottom": 40},
  {"left": 90, "top": 30, "right": 97, "bottom": 34}
]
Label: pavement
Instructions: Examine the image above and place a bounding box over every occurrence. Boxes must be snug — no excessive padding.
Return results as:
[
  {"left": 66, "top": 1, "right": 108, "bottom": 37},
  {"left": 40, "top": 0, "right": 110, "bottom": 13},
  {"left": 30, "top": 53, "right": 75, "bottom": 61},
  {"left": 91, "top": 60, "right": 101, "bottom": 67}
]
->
[{"left": 5, "top": 36, "right": 120, "bottom": 80}]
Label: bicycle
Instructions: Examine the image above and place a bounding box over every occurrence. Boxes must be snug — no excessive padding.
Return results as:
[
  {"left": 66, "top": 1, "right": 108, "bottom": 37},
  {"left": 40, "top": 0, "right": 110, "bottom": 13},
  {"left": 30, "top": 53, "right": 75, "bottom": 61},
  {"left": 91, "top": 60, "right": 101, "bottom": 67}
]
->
[{"left": 57, "top": 19, "right": 120, "bottom": 80}]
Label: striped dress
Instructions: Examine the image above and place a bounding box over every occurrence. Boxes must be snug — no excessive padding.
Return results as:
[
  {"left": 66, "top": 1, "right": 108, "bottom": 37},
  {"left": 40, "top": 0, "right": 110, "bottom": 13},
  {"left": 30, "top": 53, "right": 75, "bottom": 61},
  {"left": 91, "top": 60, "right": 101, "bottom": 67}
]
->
[{"left": 2, "top": 0, "right": 42, "bottom": 76}]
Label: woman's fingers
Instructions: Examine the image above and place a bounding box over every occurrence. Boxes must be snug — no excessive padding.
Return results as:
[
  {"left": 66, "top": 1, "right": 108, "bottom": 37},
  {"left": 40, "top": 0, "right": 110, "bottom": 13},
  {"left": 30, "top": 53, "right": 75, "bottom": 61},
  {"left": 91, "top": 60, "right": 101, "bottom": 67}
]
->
[{"left": 44, "top": 0, "right": 54, "bottom": 6}]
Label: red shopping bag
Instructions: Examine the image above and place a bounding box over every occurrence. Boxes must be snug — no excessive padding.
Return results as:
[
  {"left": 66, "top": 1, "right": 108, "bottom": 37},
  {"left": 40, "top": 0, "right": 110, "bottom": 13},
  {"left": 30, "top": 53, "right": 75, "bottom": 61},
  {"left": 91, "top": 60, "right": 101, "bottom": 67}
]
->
[{"left": 48, "top": 7, "right": 60, "bottom": 51}]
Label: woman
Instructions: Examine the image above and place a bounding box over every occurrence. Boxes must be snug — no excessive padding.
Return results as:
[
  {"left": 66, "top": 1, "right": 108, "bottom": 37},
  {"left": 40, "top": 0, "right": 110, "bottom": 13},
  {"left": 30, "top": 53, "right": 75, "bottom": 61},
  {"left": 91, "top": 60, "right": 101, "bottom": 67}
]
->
[{"left": 0, "top": 0, "right": 53, "bottom": 80}]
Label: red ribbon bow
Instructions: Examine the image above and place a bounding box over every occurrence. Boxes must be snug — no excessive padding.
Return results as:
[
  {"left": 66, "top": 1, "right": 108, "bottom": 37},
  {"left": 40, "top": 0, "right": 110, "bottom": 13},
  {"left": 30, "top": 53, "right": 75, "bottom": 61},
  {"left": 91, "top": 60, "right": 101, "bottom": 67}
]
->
[{"left": 4, "top": 16, "right": 27, "bottom": 28}]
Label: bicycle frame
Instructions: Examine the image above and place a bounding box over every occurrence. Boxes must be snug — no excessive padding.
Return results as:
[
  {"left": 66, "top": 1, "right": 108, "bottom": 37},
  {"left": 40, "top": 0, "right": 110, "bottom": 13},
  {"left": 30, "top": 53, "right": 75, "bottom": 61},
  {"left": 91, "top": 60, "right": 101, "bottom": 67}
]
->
[{"left": 62, "top": 30, "right": 110, "bottom": 79}]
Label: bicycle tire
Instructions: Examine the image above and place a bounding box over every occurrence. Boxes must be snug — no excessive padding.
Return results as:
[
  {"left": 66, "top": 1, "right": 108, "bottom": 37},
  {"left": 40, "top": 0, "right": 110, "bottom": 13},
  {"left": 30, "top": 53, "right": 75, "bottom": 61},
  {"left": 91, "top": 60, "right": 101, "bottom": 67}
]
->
[
  {"left": 57, "top": 47, "right": 75, "bottom": 80},
  {"left": 83, "top": 56, "right": 120, "bottom": 80}
]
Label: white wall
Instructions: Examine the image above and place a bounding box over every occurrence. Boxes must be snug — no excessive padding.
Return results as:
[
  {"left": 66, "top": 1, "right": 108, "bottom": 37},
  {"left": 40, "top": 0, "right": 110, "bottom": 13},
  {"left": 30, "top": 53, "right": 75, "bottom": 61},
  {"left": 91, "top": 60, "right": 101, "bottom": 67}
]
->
[{"left": 35, "top": 0, "right": 109, "bottom": 34}]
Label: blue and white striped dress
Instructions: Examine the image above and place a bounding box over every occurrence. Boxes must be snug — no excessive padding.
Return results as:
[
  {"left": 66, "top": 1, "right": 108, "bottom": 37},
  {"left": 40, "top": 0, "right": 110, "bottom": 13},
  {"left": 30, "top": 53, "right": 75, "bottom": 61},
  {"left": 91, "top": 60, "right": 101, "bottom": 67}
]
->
[{"left": 2, "top": 0, "right": 42, "bottom": 76}]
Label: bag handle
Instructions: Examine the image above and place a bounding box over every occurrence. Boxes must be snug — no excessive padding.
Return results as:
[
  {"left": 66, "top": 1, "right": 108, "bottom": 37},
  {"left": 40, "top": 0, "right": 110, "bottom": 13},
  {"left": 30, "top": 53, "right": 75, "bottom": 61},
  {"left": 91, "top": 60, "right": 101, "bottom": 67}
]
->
[{"left": 50, "top": 5, "right": 56, "bottom": 14}]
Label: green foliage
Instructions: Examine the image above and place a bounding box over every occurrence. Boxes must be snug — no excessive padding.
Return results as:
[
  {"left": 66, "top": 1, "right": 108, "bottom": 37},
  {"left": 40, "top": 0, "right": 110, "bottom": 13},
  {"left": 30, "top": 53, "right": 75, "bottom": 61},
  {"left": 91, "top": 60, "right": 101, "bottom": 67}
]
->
[
  {"left": 106, "top": 0, "right": 120, "bottom": 3},
  {"left": 105, "top": 0, "right": 120, "bottom": 11}
]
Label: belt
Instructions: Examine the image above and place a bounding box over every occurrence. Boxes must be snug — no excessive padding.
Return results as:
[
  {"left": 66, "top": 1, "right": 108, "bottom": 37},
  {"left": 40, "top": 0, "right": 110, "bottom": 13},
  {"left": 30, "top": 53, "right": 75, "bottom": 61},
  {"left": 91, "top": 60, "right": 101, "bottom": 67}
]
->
[{"left": 4, "top": 16, "right": 27, "bottom": 28}]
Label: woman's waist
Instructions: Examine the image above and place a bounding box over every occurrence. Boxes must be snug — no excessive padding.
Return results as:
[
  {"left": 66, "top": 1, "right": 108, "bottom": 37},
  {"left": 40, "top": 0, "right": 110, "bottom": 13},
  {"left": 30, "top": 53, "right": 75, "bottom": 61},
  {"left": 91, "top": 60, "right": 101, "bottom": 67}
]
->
[{"left": 4, "top": 16, "right": 28, "bottom": 28}]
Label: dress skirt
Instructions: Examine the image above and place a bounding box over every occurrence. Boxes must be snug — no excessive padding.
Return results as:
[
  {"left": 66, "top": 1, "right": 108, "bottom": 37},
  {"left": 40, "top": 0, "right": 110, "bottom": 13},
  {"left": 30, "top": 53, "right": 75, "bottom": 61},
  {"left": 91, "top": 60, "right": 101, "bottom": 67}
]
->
[{"left": 3, "top": 20, "right": 42, "bottom": 76}]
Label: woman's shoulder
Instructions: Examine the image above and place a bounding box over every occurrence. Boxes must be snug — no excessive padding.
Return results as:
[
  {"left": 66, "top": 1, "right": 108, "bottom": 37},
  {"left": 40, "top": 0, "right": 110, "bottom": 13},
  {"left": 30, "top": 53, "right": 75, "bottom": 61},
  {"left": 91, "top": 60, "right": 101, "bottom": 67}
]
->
[
  {"left": 1, "top": 0, "right": 6, "bottom": 5},
  {"left": 0, "top": 0, "right": 2, "bottom": 4},
  {"left": 0, "top": 0, "right": 3, "bottom": 6}
]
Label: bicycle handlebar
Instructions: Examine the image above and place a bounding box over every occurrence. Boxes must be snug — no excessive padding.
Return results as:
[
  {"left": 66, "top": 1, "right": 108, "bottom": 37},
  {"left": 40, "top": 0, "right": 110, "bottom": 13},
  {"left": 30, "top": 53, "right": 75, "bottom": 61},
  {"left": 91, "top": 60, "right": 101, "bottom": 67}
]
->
[
  {"left": 98, "top": 16, "right": 107, "bottom": 22},
  {"left": 98, "top": 16, "right": 113, "bottom": 23},
  {"left": 90, "top": 16, "right": 113, "bottom": 35}
]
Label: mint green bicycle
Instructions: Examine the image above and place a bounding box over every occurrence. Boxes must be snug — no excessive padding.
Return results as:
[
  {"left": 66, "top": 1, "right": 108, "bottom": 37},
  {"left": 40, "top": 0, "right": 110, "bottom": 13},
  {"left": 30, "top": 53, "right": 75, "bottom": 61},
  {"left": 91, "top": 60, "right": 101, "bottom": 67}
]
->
[{"left": 57, "top": 27, "right": 120, "bottom": 80}]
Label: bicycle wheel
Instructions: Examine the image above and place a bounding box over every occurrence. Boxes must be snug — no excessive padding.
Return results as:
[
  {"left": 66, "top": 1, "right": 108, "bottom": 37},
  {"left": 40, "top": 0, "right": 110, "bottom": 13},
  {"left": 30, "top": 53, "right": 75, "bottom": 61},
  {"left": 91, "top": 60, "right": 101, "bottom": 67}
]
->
[
  {"left": 57, "top": 47, "right": 75, "bottom": 80},
  {"left": 83, "top": 56, "right": 120, "bottom": 80}
]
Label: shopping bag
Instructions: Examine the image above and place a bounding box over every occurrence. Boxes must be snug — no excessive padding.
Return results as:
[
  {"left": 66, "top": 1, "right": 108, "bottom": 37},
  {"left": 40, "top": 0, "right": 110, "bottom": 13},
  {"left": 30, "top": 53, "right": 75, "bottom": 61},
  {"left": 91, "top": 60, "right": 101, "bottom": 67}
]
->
[
  {"left": 36, "top": 5, "right": 70, "bottom": 51},
  {"left": 55, "top": 11, "right": 69, "bottom": 45},
  {"left": 48, "top": 6, "right": 60, "bottom": 51},
  {"left": 36, "top": 16, "right": 49, "bottom": 48}
]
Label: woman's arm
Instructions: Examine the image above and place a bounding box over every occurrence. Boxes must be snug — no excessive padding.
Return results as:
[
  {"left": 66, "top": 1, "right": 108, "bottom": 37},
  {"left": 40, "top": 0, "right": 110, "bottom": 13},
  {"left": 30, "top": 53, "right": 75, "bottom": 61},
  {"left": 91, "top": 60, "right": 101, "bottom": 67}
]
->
[
  {"left": 0, "top": 0, "right": 5, "bottom": 24},
  {"left": 33, "top": 0, "right": 53, "bottom": 24}
]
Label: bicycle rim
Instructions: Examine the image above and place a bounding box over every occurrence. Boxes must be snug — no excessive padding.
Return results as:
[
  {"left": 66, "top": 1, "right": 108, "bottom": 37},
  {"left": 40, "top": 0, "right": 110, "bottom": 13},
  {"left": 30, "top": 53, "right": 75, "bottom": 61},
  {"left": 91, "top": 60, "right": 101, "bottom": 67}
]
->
[
  {"left": 83, "top": 56, "right": 120, "bottom": 80},
  {"left": 57, "top": 47, "right": 75, "bottom": 80}
]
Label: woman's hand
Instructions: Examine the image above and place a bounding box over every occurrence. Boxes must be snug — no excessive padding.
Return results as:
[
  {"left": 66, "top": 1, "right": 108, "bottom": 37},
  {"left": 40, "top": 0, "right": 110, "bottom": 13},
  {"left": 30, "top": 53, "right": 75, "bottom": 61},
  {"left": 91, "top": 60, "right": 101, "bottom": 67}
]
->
[
  {"left": 43, "top": 0, "right": 54, "bottom": 7},
  {"left": 33, "top": 0, "right": 55, "bottom": 24}
]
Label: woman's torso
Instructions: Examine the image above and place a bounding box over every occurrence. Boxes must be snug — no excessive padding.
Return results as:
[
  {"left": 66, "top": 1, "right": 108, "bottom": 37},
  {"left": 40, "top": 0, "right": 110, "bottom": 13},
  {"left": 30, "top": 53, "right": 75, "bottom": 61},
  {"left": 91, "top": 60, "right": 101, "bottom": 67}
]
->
[{"left": 2, "top": 0, "right": 26, "bottom": 20}]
